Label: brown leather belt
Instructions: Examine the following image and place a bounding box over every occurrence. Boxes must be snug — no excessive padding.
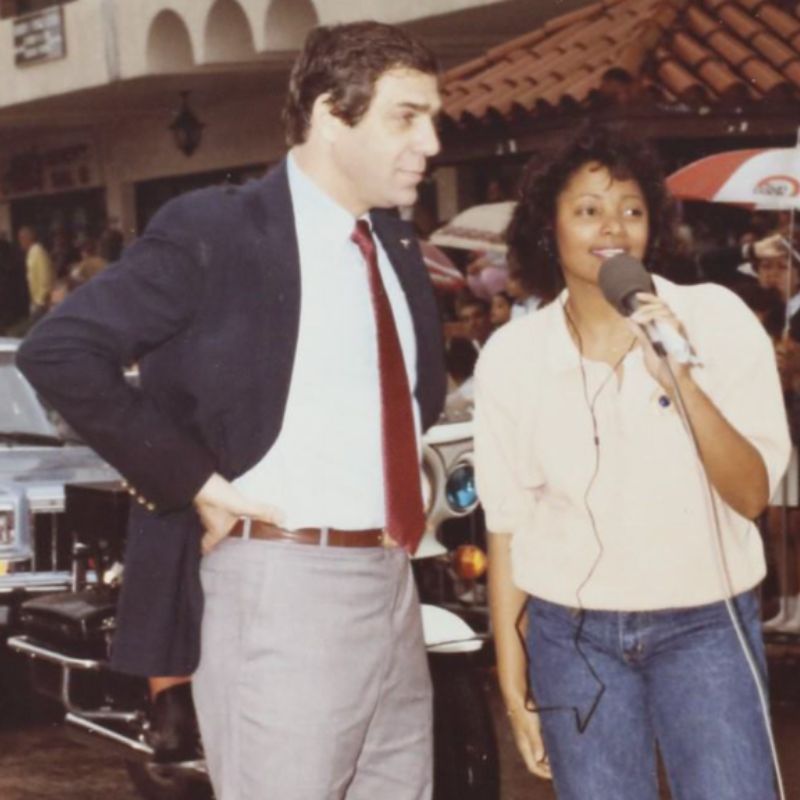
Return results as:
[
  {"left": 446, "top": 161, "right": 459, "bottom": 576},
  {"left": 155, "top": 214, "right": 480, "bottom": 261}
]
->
[{"left": 228, "top": 519, "right": 386, "bottom": 548}]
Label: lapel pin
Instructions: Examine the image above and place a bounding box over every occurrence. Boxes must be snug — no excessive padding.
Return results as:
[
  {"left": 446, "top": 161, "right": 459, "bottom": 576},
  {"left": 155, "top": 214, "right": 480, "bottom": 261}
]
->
[{"left": 400, "top": 238, "right": 411, "bottom": 249}]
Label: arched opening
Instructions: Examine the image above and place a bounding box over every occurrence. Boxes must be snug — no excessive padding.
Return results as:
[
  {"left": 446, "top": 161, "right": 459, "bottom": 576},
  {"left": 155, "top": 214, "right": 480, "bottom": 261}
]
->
[
  {"left": 204, "top": 0, "right": 256, "bottom": 62},
  {"left": 146, "top": 10, "right": 194, "bottom": 72},
  {"left": 264, "top": 0, "right": 318, "bottom": 51}
]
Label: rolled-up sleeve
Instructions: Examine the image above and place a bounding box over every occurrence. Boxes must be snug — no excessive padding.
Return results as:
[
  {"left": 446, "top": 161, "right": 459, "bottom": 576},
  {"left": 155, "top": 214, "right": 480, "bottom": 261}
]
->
[{"left": 473, "top": 334, "right": 533, "bottom": 534}]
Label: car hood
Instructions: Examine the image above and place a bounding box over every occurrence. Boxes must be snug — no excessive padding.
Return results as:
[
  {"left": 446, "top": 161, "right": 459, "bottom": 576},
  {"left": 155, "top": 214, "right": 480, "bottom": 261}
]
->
[
  {"left": 0, "top": 444, "right": 117, "bottom": 482},
  {"left": 0, "top": 445, "right": 119, "bottom": 512}
]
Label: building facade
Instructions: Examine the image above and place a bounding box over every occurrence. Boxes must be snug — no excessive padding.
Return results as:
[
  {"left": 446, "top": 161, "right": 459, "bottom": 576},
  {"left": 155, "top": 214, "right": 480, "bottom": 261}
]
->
[{"left": 0, "top": 0, "right": 535, "bottom": 243}]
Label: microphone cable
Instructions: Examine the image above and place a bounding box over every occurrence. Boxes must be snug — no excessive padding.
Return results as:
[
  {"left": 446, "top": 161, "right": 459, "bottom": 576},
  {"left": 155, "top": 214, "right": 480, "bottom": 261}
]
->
[
  {"left": 527, "top": 303, "right": 638, "bottom": 735},
  {"left": 662, "top": 356, "right": 787, "bottom": 800}
]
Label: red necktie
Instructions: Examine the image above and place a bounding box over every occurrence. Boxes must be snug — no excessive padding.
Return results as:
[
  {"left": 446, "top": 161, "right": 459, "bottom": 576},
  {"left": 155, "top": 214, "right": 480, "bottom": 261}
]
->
[{"left": 351, "top": 220, "right": 425, "bottom": 554}]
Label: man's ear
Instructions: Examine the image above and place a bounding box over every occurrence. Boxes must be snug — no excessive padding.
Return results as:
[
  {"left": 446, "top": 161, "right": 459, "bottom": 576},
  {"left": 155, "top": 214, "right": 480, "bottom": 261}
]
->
[{"left": 310, "top": 93, "right": 340, "bottom": 143}]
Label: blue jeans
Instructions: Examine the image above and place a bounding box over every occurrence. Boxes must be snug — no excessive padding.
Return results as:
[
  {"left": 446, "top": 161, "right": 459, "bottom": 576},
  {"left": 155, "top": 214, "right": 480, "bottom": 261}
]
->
[{"left": 526, "top": 591, "right": 777, "bottom": 799}]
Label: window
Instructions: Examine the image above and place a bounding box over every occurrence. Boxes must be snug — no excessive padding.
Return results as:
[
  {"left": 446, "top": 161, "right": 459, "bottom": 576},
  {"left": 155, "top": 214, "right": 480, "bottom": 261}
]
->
[{"left": 1, "top": 0, "right": 76, "bottom": 20}]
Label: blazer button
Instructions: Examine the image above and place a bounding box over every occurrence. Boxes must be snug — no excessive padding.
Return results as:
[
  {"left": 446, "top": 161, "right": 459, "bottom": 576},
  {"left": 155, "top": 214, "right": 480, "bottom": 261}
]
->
[{"left": 146, "top": 502, "right": 156, "bottom": 512}]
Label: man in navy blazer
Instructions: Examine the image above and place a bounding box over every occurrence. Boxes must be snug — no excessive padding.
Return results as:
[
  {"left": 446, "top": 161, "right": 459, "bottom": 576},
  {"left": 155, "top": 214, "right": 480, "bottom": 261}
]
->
[{"left": 19, "top": 21, "right": 445, "bottom": 799}]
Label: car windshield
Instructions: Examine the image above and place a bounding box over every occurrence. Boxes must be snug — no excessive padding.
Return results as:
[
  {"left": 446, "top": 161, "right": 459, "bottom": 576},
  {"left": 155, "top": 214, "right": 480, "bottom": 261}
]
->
[{"left": 0, "top": 350, "right": 78, "bottom": 444}]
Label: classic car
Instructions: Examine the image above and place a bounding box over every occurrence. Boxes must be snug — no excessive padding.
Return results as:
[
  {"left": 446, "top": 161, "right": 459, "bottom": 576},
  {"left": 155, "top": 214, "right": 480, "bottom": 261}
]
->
[{"left": 0, "top": 338, "right": 120, "bottom": 628}]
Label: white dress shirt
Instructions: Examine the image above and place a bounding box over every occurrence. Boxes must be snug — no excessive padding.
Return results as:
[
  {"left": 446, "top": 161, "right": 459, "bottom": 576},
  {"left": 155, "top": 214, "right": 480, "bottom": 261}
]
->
[{"left": 233, "top": 154, "right": 420, "bottom": 529}]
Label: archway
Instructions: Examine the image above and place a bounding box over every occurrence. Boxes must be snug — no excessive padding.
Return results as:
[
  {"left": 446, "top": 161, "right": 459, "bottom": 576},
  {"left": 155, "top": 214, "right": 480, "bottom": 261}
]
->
[
  {"left": 264, "top": 0, "right": 318, "bottom": 50},
  {"left": 146, "top": 10, "right": 194, "bottom": 72},
  {"left": 205, "top": 0, "right": 256, "bottom": 62}
]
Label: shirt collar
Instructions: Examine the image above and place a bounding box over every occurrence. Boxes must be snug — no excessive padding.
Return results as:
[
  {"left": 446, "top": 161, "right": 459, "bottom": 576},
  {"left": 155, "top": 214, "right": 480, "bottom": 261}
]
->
[
  {"left": 543, "top": 290, "right": 580, "bottom": 373},
  {"left": 543, "top": 274, "right": 678, "bottom": 373},
  {"left": 287, "top": 151, "right": 362, "bottom": 242}
]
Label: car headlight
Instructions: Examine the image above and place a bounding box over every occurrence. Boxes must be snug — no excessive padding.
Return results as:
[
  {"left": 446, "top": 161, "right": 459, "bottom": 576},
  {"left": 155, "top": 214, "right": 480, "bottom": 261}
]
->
[
  {"left": 452, "top": 544, "right": 488, "bottom": 580},
  {"left": 445, "top": 461, "right": 477, "bottom": 514}
]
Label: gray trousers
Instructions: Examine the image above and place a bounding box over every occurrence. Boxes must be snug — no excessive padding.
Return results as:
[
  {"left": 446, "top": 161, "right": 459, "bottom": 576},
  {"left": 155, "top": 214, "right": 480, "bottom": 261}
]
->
[{"left": 192, "top": 538, "right": 433, "bottom": 800}]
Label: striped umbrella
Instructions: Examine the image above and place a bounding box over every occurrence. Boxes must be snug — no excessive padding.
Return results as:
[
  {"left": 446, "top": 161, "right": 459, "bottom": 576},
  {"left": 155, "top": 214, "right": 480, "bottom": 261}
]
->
[
  {"left": 420, "top": 241, "right": 465, "bottom": 292},
  {"left": 667, "top": 147, "right": 800, "bottom": 210},
  {"left": 429, "top": 201, "right": 516, "bottom": 253}
]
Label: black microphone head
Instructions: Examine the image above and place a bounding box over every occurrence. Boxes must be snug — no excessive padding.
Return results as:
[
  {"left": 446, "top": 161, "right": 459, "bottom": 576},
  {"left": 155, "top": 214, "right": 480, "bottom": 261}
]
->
[{"left": 598, "top": 253, "right": 653, "bottom": 316}]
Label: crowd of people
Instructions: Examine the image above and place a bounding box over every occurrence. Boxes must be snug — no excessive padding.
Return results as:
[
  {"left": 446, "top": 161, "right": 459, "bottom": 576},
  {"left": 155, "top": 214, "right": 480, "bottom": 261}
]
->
[{"left": 0, "top": 225, "right": 124, "bottom": 336}]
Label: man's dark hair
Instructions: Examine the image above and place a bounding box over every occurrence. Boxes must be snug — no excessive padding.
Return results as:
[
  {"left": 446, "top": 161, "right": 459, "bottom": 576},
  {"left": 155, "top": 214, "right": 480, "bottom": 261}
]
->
[
  {"left": 458, "top": 296, "right": 490, "bottom": 317},
  {"left": 283, "top": 21, "right": 438, "bottom": 146},
  {"left": 506, "top": 123, "right": 679, "bottom": 303},
  {"left": 445, "top": 337, "right": 478, "bottom": 383}
]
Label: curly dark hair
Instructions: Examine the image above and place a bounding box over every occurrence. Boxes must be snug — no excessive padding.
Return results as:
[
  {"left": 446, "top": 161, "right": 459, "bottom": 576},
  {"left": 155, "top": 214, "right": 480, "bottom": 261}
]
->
[
  {"left": 283, "top": 21, "right": 438, "bottom": 146},
  {"left": 506, "top": 123, "right": 679, "bottom": 303}
]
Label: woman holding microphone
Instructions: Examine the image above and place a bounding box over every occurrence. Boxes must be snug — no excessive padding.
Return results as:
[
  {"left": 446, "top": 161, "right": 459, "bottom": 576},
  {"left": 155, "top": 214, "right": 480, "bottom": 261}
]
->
[{"left": 474, "top": 127, "right": 790, "bottom": 799}]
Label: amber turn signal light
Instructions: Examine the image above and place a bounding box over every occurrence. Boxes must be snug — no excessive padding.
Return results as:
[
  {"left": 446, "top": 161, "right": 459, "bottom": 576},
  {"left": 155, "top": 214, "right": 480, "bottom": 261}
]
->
[{"left": 452, "top": 544, "right": 488, "bottom": 580}]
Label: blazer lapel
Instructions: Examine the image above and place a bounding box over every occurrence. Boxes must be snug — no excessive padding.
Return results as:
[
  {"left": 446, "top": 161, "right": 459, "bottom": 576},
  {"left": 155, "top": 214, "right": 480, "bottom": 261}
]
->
[{"left": 251, "top": 160, "right": 302, "bottom": 383}]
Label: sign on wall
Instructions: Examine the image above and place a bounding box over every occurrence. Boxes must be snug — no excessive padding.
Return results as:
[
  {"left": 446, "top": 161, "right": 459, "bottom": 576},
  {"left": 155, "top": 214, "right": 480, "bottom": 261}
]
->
[
  {"left": 13, "top": 5, "right": 66, "bottom": 67},
  {"left": 1, "top": 141, "right": 100, "bottom": 199}
]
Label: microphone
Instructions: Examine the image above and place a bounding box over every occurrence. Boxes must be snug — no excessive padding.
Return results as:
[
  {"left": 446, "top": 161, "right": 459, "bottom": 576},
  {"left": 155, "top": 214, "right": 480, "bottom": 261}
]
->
[{"left": 598, "top": 254, "right": 699, "bottom": 365}]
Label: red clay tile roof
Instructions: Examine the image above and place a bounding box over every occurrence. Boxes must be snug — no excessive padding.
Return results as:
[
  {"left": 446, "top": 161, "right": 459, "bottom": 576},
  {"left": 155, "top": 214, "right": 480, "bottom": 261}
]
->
[{"left": 441, "top": 0, "right": 800, "bottom": 125}]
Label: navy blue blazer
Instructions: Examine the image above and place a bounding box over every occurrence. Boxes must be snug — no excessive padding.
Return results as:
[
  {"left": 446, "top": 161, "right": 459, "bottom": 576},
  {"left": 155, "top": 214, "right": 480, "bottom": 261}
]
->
[{"left": 17, "top": 160, "right": 446, "bottom": 676}]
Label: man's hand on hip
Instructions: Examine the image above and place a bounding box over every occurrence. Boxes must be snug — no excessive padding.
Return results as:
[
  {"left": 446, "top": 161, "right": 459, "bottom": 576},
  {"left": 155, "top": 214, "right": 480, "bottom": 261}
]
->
[{"left": 194, "top": 473, "right": 284, "bottom": 555}]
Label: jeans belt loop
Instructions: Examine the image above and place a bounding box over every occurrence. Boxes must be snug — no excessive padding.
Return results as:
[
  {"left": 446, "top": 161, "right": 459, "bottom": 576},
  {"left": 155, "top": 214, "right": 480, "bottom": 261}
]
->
[{"left": 319, "top": 526, "right": 330, "bottom": 547}]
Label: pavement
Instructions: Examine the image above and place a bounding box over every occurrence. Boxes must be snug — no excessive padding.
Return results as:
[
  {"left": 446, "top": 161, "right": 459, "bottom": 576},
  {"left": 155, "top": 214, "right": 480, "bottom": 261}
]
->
[{"left": 0, "top": 645, "right": 798, "bottom": 800}]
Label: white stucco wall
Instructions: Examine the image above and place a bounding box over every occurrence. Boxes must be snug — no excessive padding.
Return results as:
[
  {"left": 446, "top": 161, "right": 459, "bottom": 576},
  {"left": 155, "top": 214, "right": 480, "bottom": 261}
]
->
[
  {"left": 1, "top": 0, "right": 506, "bottom": 107},
  {"left": 4, "top": 1, "right": 111, "bottom": 104},
  {"left": 101, "top": 86, "right": 285, "bottom": 232}
]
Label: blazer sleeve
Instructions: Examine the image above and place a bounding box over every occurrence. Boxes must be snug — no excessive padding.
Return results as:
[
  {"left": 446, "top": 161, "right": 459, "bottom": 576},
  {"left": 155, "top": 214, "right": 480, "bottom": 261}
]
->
[{"left": 16, "top": 196, "right": 217, "bottom": 513}]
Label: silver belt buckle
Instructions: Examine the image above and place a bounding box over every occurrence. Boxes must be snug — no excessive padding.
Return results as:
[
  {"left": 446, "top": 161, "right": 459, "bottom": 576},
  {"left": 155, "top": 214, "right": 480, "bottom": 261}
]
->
[
  {"left": 240, "top": 517, "right": 252, "bottom": 540},
  {"left": 319, "top": 526, "right": 330, "bottom": 547}
]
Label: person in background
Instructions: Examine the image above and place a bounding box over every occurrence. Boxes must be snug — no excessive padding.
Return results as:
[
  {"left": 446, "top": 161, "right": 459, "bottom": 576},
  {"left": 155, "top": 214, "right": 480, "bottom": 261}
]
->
[
  {"left": 47, "top": 278, "right": 73, "bottom": 309},
  {"left": 50, "top": 228, "right": 79, "bottom": 279},
  {"left": 16, "top": 226, "right": 54, "bottom": 319},
  {"left": 756, "top": 252, "right": 800, "bottom": 321},
  {"left": 506, "top": 266, "right": 542, "bottom": 319},
  {"left": 490, "top": 291, "right": 513, "bottom": 330},
  {"left": 444, "top": 336, "right": 478, "bottom": 419},
  {"left": 70, "top": 237, "right": 109, "bottom": 284},
  {"left": 697, "top": 230, "right": 787, "bottom": 288},
  {"left": 475, "top": 125, "right": 789, "bottom": 799},
  {"left": 457, "top": 295, "right": 491, "bottom": 352},
  {"left": 0, "top": 237, "right": 29, "bottom": 333}
]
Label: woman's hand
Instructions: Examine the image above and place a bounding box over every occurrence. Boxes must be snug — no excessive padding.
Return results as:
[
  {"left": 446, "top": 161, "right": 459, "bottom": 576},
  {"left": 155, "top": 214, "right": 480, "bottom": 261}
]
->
[
  {"left": 626, "top": 292, "right": 693, "bottom": 392},
  {"left": 505, "top": 698, "right": 552, "bottom": 779},
  {"left": 488, "top": 533, "right": 552, "bottom": 780}
]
